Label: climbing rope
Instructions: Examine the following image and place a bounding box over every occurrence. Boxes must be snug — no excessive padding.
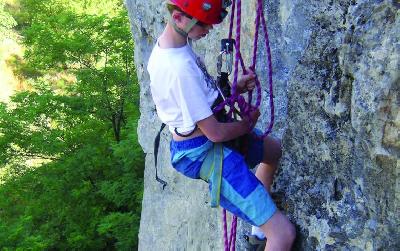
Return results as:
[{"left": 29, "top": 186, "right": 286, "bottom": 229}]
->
[
  {"left": 217, "top": 0, "right": 275, "bottom": 250},
  {"left": 223, "top": 209, "right": 238, "bottom": 251},
  {"left": 213, "top": 0, "right": 275, "bottom": 140}
]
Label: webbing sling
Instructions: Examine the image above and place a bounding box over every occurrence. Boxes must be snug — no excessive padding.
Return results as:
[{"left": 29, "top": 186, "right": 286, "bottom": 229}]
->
[
  {"left": 154, "top": 123, "right": 200, "bottom": 189},
  {"left": 154, "top": 123, "right": 168, "bottom": 189},
  {"left": 199, "top": 143, "right": 224, "bottom": 207}
]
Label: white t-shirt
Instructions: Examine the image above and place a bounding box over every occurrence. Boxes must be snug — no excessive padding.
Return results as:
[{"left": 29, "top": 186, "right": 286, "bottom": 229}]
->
[{"left": 147, "top": 41, "right": 218, "bottom": 134}]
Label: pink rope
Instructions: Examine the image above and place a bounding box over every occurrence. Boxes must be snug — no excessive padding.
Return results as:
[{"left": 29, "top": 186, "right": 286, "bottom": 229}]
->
[
  {"left": 220, "top": 0, "right": 275, "bottom": 250},
  {"left": 230, "top": 0, "right": 241, "bottom": 97},
  {"left": 213, "top": 0, "right": 275, "bottom": 140},
  {"left": 223, "top": 209, "right": 229, "bottom": 251},
  {"left": 229, "top": 216, "right": 237, "bottom": 251},
  {"left": 228, "top": 0, "right": 235, "bottom": 40},
  {"left": 223, "top": 209, "right": 238, "bottom": 251}
]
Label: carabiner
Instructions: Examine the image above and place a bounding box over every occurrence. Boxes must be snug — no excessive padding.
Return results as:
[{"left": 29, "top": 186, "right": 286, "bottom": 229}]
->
[{"left": 217, "top": 38, "right": 235, "bottom": 75}]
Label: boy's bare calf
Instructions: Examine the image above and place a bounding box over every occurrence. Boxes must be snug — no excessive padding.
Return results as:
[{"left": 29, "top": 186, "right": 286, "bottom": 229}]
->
[
  {"left": 260, "top": 211, "right": 296, "bottom": 251},
  {"left": 255, "top": 136, "right": 296, "bottom": 251}
]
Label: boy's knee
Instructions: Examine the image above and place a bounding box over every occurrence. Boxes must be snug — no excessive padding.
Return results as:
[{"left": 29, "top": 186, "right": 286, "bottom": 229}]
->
[
  {"left": 262, "top": 136, "right": 282, "bottom": 164},
  {"left": 271, "top": 221, "right": 296, "bottom": 249},
  {"left": 262, "top": 212, "right": 296, "bottom": 247},
  {"left": 285, "top": 221, "right": 296, "bottom": 244},
  {"left": 275, "top": 218, "right": 296, "bottom": 243}
]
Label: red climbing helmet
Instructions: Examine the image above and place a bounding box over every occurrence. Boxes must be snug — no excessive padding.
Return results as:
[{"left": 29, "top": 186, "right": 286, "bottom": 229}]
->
[{"left": 169, "top": 0, "right": 231, "bottom": 25}]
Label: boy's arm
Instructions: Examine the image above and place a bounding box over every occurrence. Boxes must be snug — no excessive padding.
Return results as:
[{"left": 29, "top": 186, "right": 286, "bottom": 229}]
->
[{"left": 197, "top": 109, "right": 260, "bottom": 143}]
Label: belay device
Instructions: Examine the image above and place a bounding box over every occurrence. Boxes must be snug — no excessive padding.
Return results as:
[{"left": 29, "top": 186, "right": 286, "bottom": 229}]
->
[
  {"left": 217, "top": 38, "right": 235, "bottom": 100},
  {"left": 214, "top": 38, "right": 250, "bottom": 154}
]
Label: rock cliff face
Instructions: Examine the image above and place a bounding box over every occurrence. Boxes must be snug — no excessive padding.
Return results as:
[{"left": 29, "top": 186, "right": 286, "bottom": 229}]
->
[{"left": 126, "top": 0, "right": 399, "bottom": 250}]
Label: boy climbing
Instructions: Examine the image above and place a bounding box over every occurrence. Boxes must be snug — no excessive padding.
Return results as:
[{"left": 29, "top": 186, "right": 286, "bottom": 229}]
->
[{"left": 147, "top": 0, "right": 296, "bottom": 250}]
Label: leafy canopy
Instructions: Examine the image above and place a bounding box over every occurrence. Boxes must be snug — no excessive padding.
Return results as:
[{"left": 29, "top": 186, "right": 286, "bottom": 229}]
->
[{"left": 0, "top": 0, "right": 144, "bottom": 249}]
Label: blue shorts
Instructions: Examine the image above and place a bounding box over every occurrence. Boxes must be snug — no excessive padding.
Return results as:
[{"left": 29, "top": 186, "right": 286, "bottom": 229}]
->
[{"left": 170, "top": 134, "right": 277, "bottom": 227}]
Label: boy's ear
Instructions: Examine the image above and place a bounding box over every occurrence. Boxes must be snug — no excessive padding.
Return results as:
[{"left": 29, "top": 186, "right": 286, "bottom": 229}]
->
[{"left": 171, "top": 10, "right": 184, "bottom": 23}]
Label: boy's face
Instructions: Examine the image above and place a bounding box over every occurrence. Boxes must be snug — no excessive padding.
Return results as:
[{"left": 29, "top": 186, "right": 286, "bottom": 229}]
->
[
  {"left": 173, "top": 10, "right": 214, "bottom": 40},
  {"left": 188, "top": 21, "right": 213, "bottom": 40}
]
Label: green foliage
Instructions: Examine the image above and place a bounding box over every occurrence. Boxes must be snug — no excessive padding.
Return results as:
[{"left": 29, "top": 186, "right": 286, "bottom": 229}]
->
[
  {"left": 0, "top": 0, "right": 143, "bottom": 249},
  {"left": 98, "top": 212, "right": 139, "bottom": 250},
  {"left": 0, "top": 1, "right": 17, "bottom": 41},
  {"left": 5, "top": 54, "right": 42, "bottom": 79}
]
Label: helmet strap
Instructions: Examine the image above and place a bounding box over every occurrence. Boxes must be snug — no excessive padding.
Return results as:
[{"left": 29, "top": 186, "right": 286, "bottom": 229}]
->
[
  {"left": 170, "top": 15, "right": 199, "bottom": 38},
  {"left": 184, "top": 18, "right": 198, "bottom": 33}
]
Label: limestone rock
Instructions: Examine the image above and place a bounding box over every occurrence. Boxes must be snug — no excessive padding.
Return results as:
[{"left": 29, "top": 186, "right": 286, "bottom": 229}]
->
[{"left": 126, "top": 0, "right": 399, "bottom": 250}]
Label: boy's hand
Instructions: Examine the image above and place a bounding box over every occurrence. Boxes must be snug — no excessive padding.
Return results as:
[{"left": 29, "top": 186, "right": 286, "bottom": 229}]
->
[
  {"left": 236, "top": 69, "right": 256, "bottom": 93},
  {"left": 243, "top": 108, "right": 260, "bottom": 131},
  {"left": 249, "top": 108, "right": 260, "bottom": 128}
]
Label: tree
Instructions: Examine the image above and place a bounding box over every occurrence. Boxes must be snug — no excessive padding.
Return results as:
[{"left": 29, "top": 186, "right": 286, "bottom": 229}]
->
[
  {"left": 0, "top": 1, "right": 16, "bottom": 41},
  {"left": 0, "top": 0, "right": 143, "bottom": 249}
]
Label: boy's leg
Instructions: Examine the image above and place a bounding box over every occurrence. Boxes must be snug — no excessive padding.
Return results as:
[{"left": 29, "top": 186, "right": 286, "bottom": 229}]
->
[
  {"left": 259, "top": 211, "right": 296, "bottom": 251},
  {"left": 219, "top": 138, "right": 295, "bottom": 250},
  {"left": 255, "top": 136, "right": 282, "bottom": 193},
  {"left": 251, "top": 136, "right": 281, "bottom": 239},
  {"left": 255, "top": 136, "right": 296, "bottom": 251}
]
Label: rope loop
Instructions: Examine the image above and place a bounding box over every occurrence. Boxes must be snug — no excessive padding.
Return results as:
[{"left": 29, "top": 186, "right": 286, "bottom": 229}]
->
[
  {"left": 215, "top": 0, "right": 275, "bottom": 141},
  {"left": 218, "top": 0, "right": 275, "bottom": 250}
]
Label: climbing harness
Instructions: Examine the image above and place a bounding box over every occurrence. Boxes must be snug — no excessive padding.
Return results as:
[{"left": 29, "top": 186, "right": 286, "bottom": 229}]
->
[
  {"left": 174, "top": 125, "right": 199, "bottom": 137},
  {"left": 214, "top": 0, "right": 276, "bottom": 250}
]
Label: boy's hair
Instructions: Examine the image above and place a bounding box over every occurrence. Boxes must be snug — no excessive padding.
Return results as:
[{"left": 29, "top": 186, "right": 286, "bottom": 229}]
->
[{"left": 166, "top": 3, "right": 183, "bottom": 14}]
